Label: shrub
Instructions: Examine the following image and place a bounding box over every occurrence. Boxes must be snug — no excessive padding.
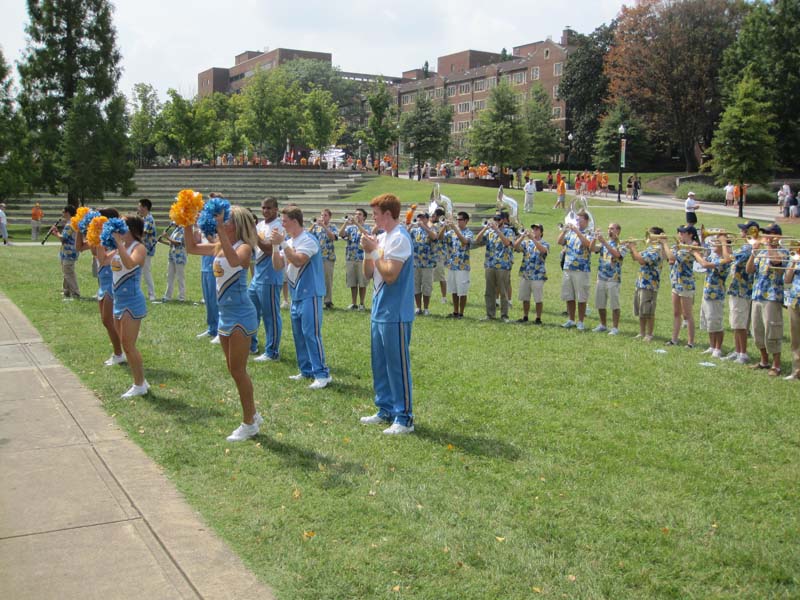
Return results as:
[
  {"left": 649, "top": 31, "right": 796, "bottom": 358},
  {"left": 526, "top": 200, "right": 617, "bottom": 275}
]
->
[{"left": 675, "top": 183, "right": 774, "bottom": 204}]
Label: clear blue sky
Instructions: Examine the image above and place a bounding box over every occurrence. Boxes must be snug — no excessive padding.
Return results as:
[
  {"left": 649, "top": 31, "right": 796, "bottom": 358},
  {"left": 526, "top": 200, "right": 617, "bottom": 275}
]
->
[{"left": 1, "top": 0, "right": 624, "bottom": 101}]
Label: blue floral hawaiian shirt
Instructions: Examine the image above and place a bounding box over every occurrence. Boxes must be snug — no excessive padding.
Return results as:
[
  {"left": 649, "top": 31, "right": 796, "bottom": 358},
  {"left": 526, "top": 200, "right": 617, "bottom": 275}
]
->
[
  {"left": 751, "top": 248, "right": 790, "bottom": 303},
  {"left": 596, "top": 239, "right": 628, "bottom": 282},
  {"left": 143, "top": 214, "right": 157, "bottom": 256},
  {"left": 342, "top": 224, "right": 364, "bottom": 261},
  {"left": 563, "top": 228, "right": 594, "bottom": 272},
  {"left": 168, "top": 227, "right": 186, "bottom": 265},
  {"left": 483, "top": 225, "right": 515, "bottom": 270},
  {"left": 60, "top": 224, "right": 79, "bottom": 262},
  {"left": 727, "top": 244, "right": 754, "bottom": 299},
  {"left": 702, "top": 253, "right": 730, "bottom": 300},
  {"left": 410, "top": 225, "right": 437, "bottom": 268},
  {"left": 310, "top": 223, "right": 337, "bottom": 261},
  {"left": 635, "top": 246, "right": 663, "bottom": 291},
  {"left": 669, "top": 247, "right": 696, "bottom": 292},
  {"left": 517, "top": 239, "right": 549, "bottom": 281},
  {"left": 445, "top": 228, "right": 474, "bottom": 271}
]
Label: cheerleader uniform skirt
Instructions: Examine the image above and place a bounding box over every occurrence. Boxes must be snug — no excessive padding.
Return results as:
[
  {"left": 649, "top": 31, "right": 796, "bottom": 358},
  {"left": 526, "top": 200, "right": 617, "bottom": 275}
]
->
[
  {"left": 97, "top": 265, "right": 113, "bottom": 301},
  {"left": 113, "top": 284, "right": 147, "bottom": 320},
  {"left": 218, "top": 289, "right": 258, "bottom": 337}
]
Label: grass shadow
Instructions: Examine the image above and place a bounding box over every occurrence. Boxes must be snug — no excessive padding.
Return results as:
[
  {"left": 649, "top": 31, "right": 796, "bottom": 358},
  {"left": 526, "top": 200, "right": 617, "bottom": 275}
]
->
[
  {"left": 138, "top": 391, "right": 227, "bottom": 423},
  {"left": 256, "top": 435, "right": 366, "bottom": 488},
  {"left": 414, "top": 423, "right": 523, "bottom": 461}
]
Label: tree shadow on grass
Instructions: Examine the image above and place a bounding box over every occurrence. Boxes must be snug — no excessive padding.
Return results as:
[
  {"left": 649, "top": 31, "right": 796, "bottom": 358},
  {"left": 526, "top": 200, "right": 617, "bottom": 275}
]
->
[
  {"left": 414, "top": 424, "right": 522, "bottom": 461},
  {"left": 255, "top": 435, "right": 366, "bottom": 488},
  {"left": 137, "top": 391, "right": 227, "bottom": 424}
]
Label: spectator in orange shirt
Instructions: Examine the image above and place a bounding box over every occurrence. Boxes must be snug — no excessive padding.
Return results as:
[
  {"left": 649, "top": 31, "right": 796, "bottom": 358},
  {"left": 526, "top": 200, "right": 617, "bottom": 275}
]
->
[{"left": 31, "top": 203, "right": 44, "bottom": 241}]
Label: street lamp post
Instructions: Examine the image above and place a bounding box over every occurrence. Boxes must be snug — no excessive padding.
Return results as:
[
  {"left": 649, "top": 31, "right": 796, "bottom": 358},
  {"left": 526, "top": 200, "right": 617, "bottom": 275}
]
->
[
  {"left": 358, "top": 138, "right": 362, "bottom": 164},
  {"left": 567, "top": 132, "right": 573, "bottom": 191},
  {"left": 617, "top": 124, "right": 626, "bottom": 204}
]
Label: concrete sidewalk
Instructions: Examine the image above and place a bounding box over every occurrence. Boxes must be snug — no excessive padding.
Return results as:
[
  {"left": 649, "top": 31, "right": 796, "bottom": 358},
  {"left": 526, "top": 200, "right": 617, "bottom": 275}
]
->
[{"left": 0, "top": 292, "right": 274, "bottom": 599}]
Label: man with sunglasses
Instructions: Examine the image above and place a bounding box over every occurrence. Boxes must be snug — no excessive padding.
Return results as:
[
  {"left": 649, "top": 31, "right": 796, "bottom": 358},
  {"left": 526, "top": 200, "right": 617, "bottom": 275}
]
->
[{"left": 476, "top": 211, "right": 514, "bottom": 322}]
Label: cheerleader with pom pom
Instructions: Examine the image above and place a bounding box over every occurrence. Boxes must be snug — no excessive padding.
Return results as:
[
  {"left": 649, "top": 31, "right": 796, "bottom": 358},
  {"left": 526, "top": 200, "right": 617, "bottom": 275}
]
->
[
  {"left": 105, "top": 215, "right": 149, "bottom": 398},
  {"left": 185, "top": 201, "right": 262, "bottom": 442},
  {"left": 78, "top": 209, "right": 125, "bottom": 366}
]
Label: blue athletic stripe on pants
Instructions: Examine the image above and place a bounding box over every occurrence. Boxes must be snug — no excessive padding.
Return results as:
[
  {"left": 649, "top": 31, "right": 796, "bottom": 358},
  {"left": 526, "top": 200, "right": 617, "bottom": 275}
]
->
[
  {"left": 371, "top": 321, "right": 413, "bottom": 426},
  {"left": 201, "top": 272, "right": 218, "bottom": 336},
  {"left": 249, "top": 284, "right": 282, "bottom": 357},
  {"left": 290, "top": 296, "right": 329, "bottom": 378}
]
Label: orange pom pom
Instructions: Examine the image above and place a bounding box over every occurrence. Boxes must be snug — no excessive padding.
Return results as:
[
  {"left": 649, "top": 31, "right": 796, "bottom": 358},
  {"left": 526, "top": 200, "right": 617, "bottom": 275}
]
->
[
  {"left": 86, "top": 216, "right": 108, "bottom": 247},
  {"left": 169, "top": 189, "right": 204, "bottom": 227},
  {"left": 71, "top": 207, "right": 90, "bottom": 232}
]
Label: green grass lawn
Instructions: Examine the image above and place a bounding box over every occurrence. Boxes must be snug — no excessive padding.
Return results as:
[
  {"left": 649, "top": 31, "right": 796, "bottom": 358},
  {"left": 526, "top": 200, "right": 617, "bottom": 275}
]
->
[{"left": 1, "top": 199, "right": 799, "bottom": 598}]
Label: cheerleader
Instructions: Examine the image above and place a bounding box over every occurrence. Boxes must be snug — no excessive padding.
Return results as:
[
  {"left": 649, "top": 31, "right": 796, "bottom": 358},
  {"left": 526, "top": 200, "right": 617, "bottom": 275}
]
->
[
  {"left": 77, "top": 208, "right": 124, "bottom": 366},
  {"left": 110, "top": 215, "right": 149, "bottom": 397},
  {"left": 185, "top": 206, "right": 262, "bottom": 442}
]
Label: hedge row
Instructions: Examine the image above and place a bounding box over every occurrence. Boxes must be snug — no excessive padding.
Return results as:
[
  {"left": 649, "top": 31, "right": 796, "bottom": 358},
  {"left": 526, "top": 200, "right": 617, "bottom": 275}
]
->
[{"left": 675, "top": 183, "right": 775, "bottom": 204}]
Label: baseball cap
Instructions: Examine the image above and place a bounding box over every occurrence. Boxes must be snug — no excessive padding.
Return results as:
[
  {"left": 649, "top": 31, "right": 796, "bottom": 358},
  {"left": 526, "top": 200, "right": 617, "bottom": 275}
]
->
[
  {"left": 737, "top": 220, "right": 759, "bottom": 231},
  {"left": 759, "top": 223, "right": 782, "bottom": 235}
]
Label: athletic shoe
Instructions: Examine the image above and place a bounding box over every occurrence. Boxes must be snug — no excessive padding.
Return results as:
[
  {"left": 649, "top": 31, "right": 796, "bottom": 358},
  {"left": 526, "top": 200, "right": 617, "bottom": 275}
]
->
[
  {"left": 422, "top": 309, "right": 430, "bottom": 316},
  {"left": 196, "top": 330, "right": 211, "bottom": 338},
  {"left": 665, "top": 340, "right": 678, "bottom": 346},
  {"left": 501, "top": 317, "right": 510, "bottom": 323},
  {"left": 721, "top": 351, "right": 738, "bottom": 361},
  {"left": 517, "top": 316, "right": 529, "bottom": 323},
  {"left": 415, "top": 309, "right": 422, "bottom": 315},
  {"left": 783, "top": 370, "right": 799, "bottom": 381},
  {"left": 608, "top": 328, "right": 619, "bottom": 336},
  {"left": 324, "top": 302, "right": 334, "bottom": 309},
  {"left": 121, "top": 381, "right": 149, "bottom": 398},
  {"left": 348, "top": 304, "right": 358, "bottom": 310},
  {"left": 686, "top": 343, "right": 695, "bottom": 349},
  {"left": 634, "top": 333, "right": 644, "bottom": 339},
  {"left": 104, "top": 353, "right": 126, "bottom": 366},
  {"left": 281, "top": 300, "right": 290, "bottom": 309},
  {"left": 440, "top": 297, "right": 448, "bottom": 304},
  {"left": 249, "top": 348, "right": 259, "bottom": 355},
  {"left": 643, "top": 335, "right": 654, "bottom": 342},
  {"left": 254, "top": 353, "right": 276, "bottom": 362},
  {"left": 210, "top": 335, "right": 220, "bottom": 344},
  {"left": 226, "top": 422, "right": 259, "bottom": 442},
  {"left": 309, "top": 376, "right": 332, "bottom": 390},
  {"left": 358, "top": 304, "right": 366, "bottom": 311},
  {"left": 383, "top": 423, "right": 415, "bottom": 435},
  {"left": 576, "top": 322, "right": 586, "bottom": 331},
  {"left": 561, "top": 320, "right": 576, "bottom": 329},
  {"left": 702, "top": 347, "right": 715, "bottom": 355},
  {"left": 447, "top": 313, "right": 458, "bottom": 318},
  {"left": 711, "top": 349, "right": 723, "bottom": 359},
  {"left": 592, "top": 324, "right": 607, "bottom": 333},
  {"left": 735, "top": 354, "right": 750, "bottom": 364},
  {"left": 360, "top": 413, "right": 390, "bottom": 425},
  {"left": 254, "top": 412, "right": 264, "bottom": 426},
  {"left": 534, "top": 318, "right": 543, "bottom": 326},
  {"left": 289, "top": 373, "right": 310, "bottom": 381}
]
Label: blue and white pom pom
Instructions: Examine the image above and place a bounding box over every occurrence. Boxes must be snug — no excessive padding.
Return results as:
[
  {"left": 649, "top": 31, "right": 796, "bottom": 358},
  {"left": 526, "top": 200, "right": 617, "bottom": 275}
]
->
[
  {"left": 198, "top": 197, "right": 231, "bottom": 236},
  {"left": 78, "top": 210, "right": 100, "bottom": 235},
  {"left": 100, "top": 218, "right": 129, "bottom": 250}
]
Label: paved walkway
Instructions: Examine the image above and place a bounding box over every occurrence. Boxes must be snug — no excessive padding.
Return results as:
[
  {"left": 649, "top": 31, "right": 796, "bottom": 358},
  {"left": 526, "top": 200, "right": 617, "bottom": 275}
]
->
[{"left": 0, "top": 292, "right": 274, "bottom": 599}]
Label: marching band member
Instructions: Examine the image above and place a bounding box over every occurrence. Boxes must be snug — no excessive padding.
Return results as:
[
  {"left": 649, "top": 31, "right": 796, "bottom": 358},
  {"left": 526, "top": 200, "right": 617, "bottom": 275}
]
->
[
  {"left": 627, "top": 228, "right": 667, "bottom": 341},
  {"left": 409, "top": 211, "right": 438, "bottom": 315},
  {"left": 249, "top": 197, "right": 284, "bottom": 363},
  {"left": 339, "top": 208, "right": 368, "bottom": 311},
  {"left": 784, "top": 251, "right": 800, "bottom": 380},
  {"left": 592, "top": 223, "right": 627, "bottom": 335},
  {"left": 271, "top": 206, "right": 331, "bottom": 389},
  {"left": 309, "top": 208, "right": 338, "bottom": 309},
  {"left": 513, "top": 224, "right": 549, "bottom": 324},
  {"left": 110, "top": 215, "right": 149, "bottom": 398},
  {"left": 137, "top": 199, "right": 157, "bottom": 301},
  {"left": 440, "top": 211, "right": 474, "bottom": 318},
  {"left": 159, "top": 223, "right": 186, "bottom": 302},
  {"left": 185, "top": 206, "right": 262, "bottom": 441},
  {"left": 723, "top": 221, "right": 758, "bottom": 363},
  {"left": 665, "top": 225, "right": 699, "bottom": 347},
  {"left": 556, "top": 210, "right": 594, "bottom": 330},
  {"left": 50, "top": 205, "right": 81, "bottom": 299},
  {"left": 359, "top": 194, "right": 415, "bottom": 434},
  {"left": 430, "top": 208, "right": 449, "bottom": 305},
  {"left": 693, "top": 236, "right": 732, "bottom": 358},
  {"left": 476, "top": 211, "right": 514, "bottom": 322},
  {"left": 195, "top": 228, "right": 220, "bottom": 344},
  {"left": 746, "top": 223, "right": 789, "bottom": 376}
]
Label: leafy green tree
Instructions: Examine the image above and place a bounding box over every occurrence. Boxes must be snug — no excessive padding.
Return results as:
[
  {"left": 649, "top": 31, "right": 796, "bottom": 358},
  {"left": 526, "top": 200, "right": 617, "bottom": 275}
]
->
[
  {"left": 592, "top": 100, "right": 654, "bottom": 172},
  {"left": 559, "top": 23, "right": 615, "bottom": 166},
  {"left": 365, "top": 79, "right": 397, "bottom": 159},
  {"left": 129, "top": 83, "right": 160, "bottom": 167},
  {"left": 102, "top": 94, "right": 135, "bottom": 196},
  {"left": 523, "top": 84, "right": 561, "bottom": 168},
  {"left": 720, "top": 0, "right": 800, "bottom": 169},
  {"left": 303, "top": 87, "right": 345, "bottom": 167},
  {"left": 17, "top": 0, "right": 128, "bottom": 204},
  {"left": 705, "top": 72, "right": 776, "bottom": 217},
  {"left": 399, "top": 95, "right": 451, "bottom": 178},
  {"left": 239, "top": 68, "right": 305, "bottom": 163},
  {"left": 158, "top": 89, "right": 214, "bottom": 163},
  {"left": 0, "top": 48, "right": 27, "bottom": 200},
  {"left": 468, "top": 81, "right": 526, "bottom": 170}
]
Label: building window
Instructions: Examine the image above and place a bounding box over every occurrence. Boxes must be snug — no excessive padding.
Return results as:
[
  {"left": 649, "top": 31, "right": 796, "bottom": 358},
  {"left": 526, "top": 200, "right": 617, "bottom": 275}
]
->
[
  {"left": 473, "top": 99, "right": 486, "bottom": 111},
  {"left": 456, "top": 120, "right": 471, "bottom": 131},
  {"left": 474, "top": 79, "right": 486, "bottom": 92},
  {"left": 457, "top": 102, "right": 471, "bottom": 113},
  {"left": 552, "top": 106, "right": 562, "bottom": 118},
  {"left": 553, "top": 85, "right": 559, "bottom": 99},
  {"left": 425, "top": 89, "right": 434, "bottom": 100},
  {"left": 531, "top": 66, "right": 540, "bottom": 80},
  {"left": 435, "top": 87, "right": 444, "bottom": 98},
  {"left": 501, "top": 73, "right": 511, "bottom": 85},
  {"left": 446, "top": 85, "right": 456, "bottom": 97},
  {"left": 544, "top": 49, "right": 550, "bottom": 60},
  {"left": 487, "top": 77, "right": 497, "bottom": 89},
  {"left": 554, "top": 62, "right": 563, "bottom": 76},
  {"left": 450, "top": 122, "right": 456, "bottom": 133},
  {"left": 459, "top": 82, "right": 471, "bottom": 95},
  {"left": 512, "top": 71, "right": 526, "bottom": 85},
  {"left": 402, "top": 93, "right": 413, "bottom": 105}
]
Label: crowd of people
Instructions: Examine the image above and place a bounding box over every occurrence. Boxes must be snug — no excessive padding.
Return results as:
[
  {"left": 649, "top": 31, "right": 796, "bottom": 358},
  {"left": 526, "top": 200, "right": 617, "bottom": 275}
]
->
[{"left": 47, "top": 189, "right": 800, "bottom": 442}]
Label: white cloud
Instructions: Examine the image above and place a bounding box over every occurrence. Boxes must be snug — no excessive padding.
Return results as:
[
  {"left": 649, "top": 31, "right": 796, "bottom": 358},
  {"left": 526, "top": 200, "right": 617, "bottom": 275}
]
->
[{"left": 1, "top": 0, "right": 625, "bottom": 101}]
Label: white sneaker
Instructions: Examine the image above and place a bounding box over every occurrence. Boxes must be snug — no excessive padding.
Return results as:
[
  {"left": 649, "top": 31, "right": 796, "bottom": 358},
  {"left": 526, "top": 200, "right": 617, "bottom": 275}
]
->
[
  {"left": 309, "top": 376, "right": 332, "bottom": 390},
  {"left": 104, "top": 353, "right": 126, "bottom": 366},
  {"left": 383, "top": 423, "right": 415, "bottom": 435},
  {"left": 210, "top": 335, "right": 220, "bottom": 344},
  {"left": 561, "top": 320, "right": 576, "bottom": 329},
  {"left": 440, "top": 296, "right": 448, "bottom": 304},
  {"left": 196, "top": 330, "right": 211, "bottom": 338},
  {"left": 701, "top": 347, "right": 715, "bottom": 355},
  {"left": 608, "top": 328, "right": 619, "bottom": 336},
  {"left": 254, "top": 412, "right": 264, "bottom": 426},
  {"left": 348, "top": 303, "right": 358, "bottom": 310},
  {"left": 254, "top": 353, "right": 276, "bottom": 362},
  {"left": 358, "top": 304, "right": 366, "bottom": 311},
  {"left": 711, "top": 349, "right": 723, "bottom": 359},
  {"left": 121, "top": 381, "right": 149, "bottom": 398},
  {"left": 721, "top": 351, "right": 738, "bottom": 361},
  {"left": 360, "top": 413, "right": 390, "bottom": 425},
  {"left": 226, "top": 422, "right": 259, "bottom": 442},
  {"left": 289, "top": 373, "right": 309, "bottom": 381},
  {"left": 576, "top": 322, "right": 586, "bottom": 331},
  {"left": 422, "top": 309, "right": 430, "bottom": 316},
  {"left": 593, "top": 324, "right": 607, "bottom": 333},
  {"left": 281, "top": 300, "right": 290, "bottom": 309},
  {"left": 735, "top": 354, "right": 749, "bottom": 364}
]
